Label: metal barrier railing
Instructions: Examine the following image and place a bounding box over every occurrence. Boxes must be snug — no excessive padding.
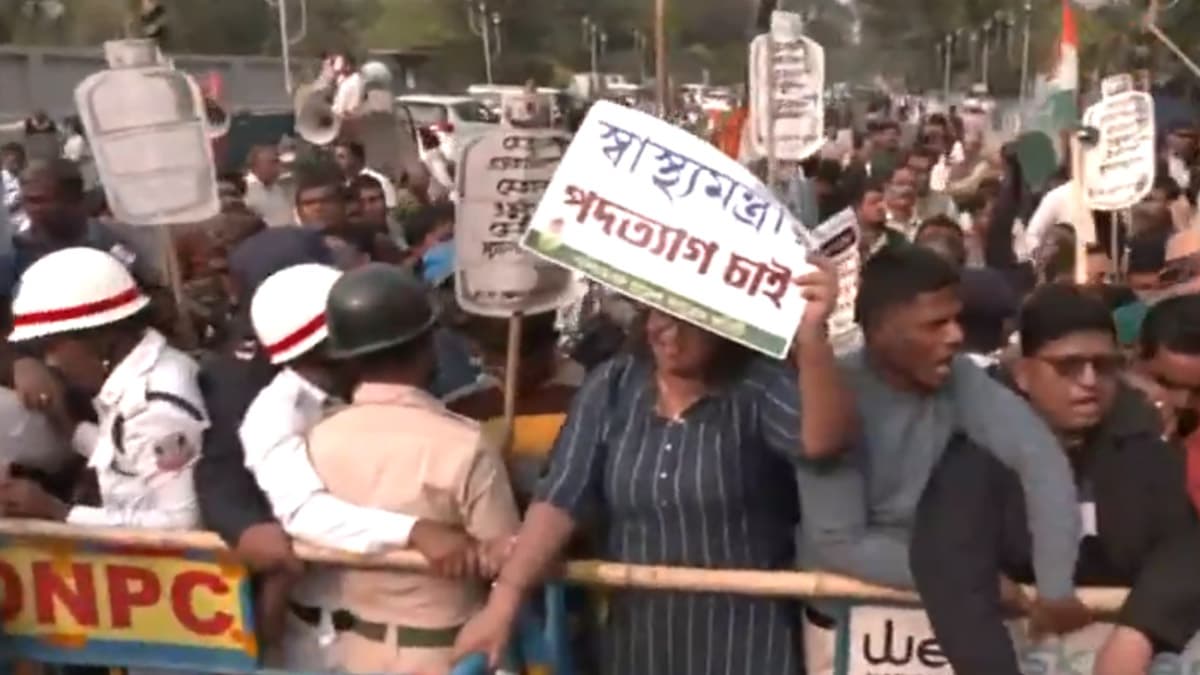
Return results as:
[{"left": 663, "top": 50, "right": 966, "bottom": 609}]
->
[{"left": 0, "top": 519, "right": 1139, "bottom": 675}]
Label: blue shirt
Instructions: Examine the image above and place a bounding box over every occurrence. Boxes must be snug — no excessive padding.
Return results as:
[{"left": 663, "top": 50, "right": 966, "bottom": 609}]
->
[
  {"left": 795, "top": 352, "right": 1080, "bottom": 600},
  {"left": 536, "top": 353, "right": 802, "bottom": 675},
  {"left": 0, "top": 222, "right": 145, "bottom": 299}
]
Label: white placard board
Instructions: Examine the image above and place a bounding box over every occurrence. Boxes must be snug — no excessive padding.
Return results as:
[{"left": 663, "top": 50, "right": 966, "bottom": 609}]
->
[
  {"left": 75, "top": 65, "right": 218, "bottom": 226},
  {"left": 1082, "top": 91, "right": 1155, "bottom": 211},
  {"left": 519, "top": 101, "right": 813, "bottom": 359},
  {"left": 810, "top": 208, "right": 862, "bottom": 356},
  {"left": 748, "top": 11, "right": 826, "bottom": 162},
  {"left": 1100, "top": 73, "right": 1134, "bottom": 99},
  {"left": 455, "top": 129, "right": 575, "bottom": 317}
]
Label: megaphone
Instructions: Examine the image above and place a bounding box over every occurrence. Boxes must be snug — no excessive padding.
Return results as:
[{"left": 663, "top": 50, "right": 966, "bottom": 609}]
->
[
  {"left": 203, "top": 96, "right": 229, "bottom": 139},
  {"left": 294, "top": 81, "right": 340, "bottom": 146}
]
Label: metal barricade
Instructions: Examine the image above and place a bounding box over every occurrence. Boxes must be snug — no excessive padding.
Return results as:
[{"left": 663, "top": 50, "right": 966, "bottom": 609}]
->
[{"left": 4, "top": 520, "right": 1198, "bottom": 675}]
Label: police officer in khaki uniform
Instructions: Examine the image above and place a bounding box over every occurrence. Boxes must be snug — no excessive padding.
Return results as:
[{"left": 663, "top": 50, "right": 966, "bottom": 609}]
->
[{"left": 307, "top": 263, "right": 520, "bottom": 674}]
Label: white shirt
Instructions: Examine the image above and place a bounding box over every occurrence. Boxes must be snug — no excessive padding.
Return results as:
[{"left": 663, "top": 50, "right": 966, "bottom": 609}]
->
[
  {"left": 331, "top": 73, "right": 365, "bottom": 118},
  {"left": 1024, "top": 181, "right": 1073, "bottom": 255},
  {"left": 68, "top": 330, "right": 209, "bottom": 529},
  {"left": 360, "top": 167, "right": 398, "bottom": 209},
  {"left": 1, "top": 169, "right": 27, "bottom": 233},
  {"left": 244, "top": 172, "right": 295, "bottom": 228},
  {"left": 1168, "top": 154, "right": 1191, "bottom": 193},
  {"left": 238, "top": 368, "right": 418, "bottom": 555}
]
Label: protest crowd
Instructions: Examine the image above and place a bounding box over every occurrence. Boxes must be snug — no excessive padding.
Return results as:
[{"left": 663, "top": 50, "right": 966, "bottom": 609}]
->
[{"left": 5, "top": 3, "right": 1200, "bottom": 675}]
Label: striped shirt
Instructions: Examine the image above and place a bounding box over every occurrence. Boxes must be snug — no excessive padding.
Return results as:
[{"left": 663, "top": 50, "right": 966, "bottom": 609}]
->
[{"left": 537, "top": 354, "right": 801, "bottom": 675}]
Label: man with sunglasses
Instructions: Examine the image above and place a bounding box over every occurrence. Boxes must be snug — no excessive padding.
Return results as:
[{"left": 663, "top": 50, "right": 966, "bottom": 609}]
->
[{"left": 912, "top": 283, "right": 1200, "bottom": 675}]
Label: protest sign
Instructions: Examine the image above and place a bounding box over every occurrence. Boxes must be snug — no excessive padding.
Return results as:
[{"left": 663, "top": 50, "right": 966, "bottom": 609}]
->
[
  {"left": 1100, "top": 73, "right": 1134, "bottom": 98},
  {"left": 456, "top": 129, "right": 576, "bottom": 317},
  {"left": 810, "top": 208, "right": 862, "bottom": 356},
  {"left": 0, "top": 534, "right": 255, "bottom": 672},
  {"left": 76, "top": 41, "right": 219, "bottom": 226},
  {"left": 1081, "top": 90, "right": 1155, "bottom": 211},
  {"left": 828, "top": 603, "right": 1200, "bottom": 675},
  {"left": 748, "top": 11, "right": 825, "bottom": 161},
  {"left": 520, "top": 100, "right": 813, "bottom": 359}
]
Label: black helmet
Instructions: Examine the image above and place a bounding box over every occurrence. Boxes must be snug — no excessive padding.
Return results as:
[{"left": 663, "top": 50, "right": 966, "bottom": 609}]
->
[{"left": 325, "top": 263, "right": 438, "bottom": 360}]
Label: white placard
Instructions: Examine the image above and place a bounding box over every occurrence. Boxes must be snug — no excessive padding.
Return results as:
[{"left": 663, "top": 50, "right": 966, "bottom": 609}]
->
[
  {"left": 1082, "top": 91, "right": 1155, "bottom": 211},
  {"left": 841, "top": 604, "right": 1200, "bottom": 675},
  {"left": 810, "top": 208, "right": 862, "bottom": 356},
  {"left": 1101, "top": 73, "right": 1134, "bottom": 99},
  {"left": 455, "top": 129, "right": 576, "bottom": 317},
  {"left": 519, "top": 101, "right": 813, "bottom": 359},
  {"left": 748, "top": 11, "right": 826, "bottom": 161},
  {"left": 75, "top": 65, "right": 218, "bottom": 226},
  {"left": 844, "top": 606, "right": 952, "bottom": 675}
]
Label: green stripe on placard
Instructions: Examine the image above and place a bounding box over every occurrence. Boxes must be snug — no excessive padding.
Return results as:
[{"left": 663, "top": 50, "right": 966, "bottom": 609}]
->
[{"left": 525, "top": 230, "right": 790, "bottom": 358}]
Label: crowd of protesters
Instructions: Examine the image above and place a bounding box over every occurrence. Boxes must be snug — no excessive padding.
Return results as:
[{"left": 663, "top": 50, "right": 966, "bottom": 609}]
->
[{"left": 0, "top": 82, "right": 1199, "bottom": 675}]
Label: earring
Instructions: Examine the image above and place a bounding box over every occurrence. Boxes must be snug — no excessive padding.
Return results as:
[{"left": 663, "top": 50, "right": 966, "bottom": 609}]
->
[{"left": 101, "top": 358, "right": 112, "bottom": 373}]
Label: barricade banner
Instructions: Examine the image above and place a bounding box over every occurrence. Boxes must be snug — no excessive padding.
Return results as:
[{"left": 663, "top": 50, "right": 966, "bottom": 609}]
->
[
  {"left": 818, "top": 603, "right": 1200, "bottom": 675},
  {"left": 0, "top": 533, "right": 255, "bottom": 672}
]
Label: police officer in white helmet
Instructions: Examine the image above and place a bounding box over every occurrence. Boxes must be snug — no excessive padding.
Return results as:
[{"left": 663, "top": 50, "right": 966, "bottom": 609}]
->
[{"left": 0, "top": 247, "right": 208, "bottom": 528}]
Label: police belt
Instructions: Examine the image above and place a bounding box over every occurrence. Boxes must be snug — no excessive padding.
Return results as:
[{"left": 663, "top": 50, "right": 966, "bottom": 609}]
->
[{"left": 290, "top": 603, "right": 462, "bottom": 648}]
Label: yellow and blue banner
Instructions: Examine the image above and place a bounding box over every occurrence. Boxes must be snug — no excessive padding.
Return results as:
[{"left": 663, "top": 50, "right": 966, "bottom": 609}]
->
[{"left": 0, "top": 534, "right": 256, "bottom": 672}]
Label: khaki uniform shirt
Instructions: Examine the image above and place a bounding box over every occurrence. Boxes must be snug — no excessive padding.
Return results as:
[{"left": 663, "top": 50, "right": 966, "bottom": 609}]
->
[{"left": 306, "top": 381, "right": 520, "bottom": 629}]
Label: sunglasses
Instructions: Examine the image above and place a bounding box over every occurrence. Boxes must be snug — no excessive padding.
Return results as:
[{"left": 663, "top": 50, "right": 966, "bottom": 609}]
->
[{"left": 1037, "top": 353, "right": 1124, "bottom": 380}]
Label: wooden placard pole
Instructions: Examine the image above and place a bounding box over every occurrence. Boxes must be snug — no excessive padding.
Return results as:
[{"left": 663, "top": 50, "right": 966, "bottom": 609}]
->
[
  {"left": 502, "top": 310, "right": 523, "bottom": 446},
  {"left": 161, "top": 226, "right": 198, "bottom": 350},
  {"left": 1070, "top": 134, "right": 1096, "bottom": 284}
]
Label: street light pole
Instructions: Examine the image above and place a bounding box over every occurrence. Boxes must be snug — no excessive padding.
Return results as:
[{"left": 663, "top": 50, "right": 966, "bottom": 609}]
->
[
  {"left": 655, "top": 0, "right": 668, "bottom": 115},
  {"left": 582, "top": 16, "right": 599, "bottom": 95},
  {"left": 943, "top": 35, "right": 952, "bottom": 101},
  {"left": 981, "top": 19, "right": 991, "bottom": 92},
  {"left": 466, "top": 1, "right": 498, "bottom": 84},
  {"left": 1018, "top": 0, "right": 1032, "bottom": 107},
  {"left": 633, "top": 29, "right": 647, "bottom": 83}
]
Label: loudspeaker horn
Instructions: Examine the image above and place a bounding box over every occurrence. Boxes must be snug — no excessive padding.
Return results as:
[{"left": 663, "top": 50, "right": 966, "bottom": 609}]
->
[{"left": 294, "top": 81, "right": 340, "bottom": 146}]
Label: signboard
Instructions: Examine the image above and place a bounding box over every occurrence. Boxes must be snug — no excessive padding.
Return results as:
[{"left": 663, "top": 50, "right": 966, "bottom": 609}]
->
[
  {"left": 520, "top": 101, "right": 813, "bottom": 359},
  {"left": 833, "top": 603, "right": 1200, "bottom": 675},
  {"left": 0, "top": 535, "right": 255, "bottom": 672},
  {"left": 1100, "top": 73, "right": 1134, "bottom": 99},
  {"left": 748, "top": 11, "right": 825, "bottom": 161},
  {"left": 455, "top": 129, "right": 576, "bottom": 318},
  {"left": 1081, "top": 90, "right": 1155, "bottom": 211},
  {"left": 76, "top": 41, "right": 219, "bottom": 226},
  {"left": 810, "top": 208, "right": 862, "bottom": 356}
]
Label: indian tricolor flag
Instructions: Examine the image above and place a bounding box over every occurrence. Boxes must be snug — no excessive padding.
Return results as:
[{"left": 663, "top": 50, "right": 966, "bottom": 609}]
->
[
  {"left": 1044, "top": 0, "right": 1079, "bottom": 131},
  {"left": 1021, "top": 0, "right": 1080, "bottom": 166}
]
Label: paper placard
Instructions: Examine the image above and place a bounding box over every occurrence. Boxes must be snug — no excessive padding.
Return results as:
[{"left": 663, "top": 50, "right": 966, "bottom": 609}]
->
[
  {"left": 1101, "top": 73, "right": 1134, "bottom": 99},
  {"left": 748, "top": 11, "right": 826, "bottom": 161},
  {"left": 810, "top": 208, "right": 862, "bottom": 355},
  {"left": 1082, "top": 91, "right": 1155, "bottom": 211},
  {"left": 520, "top": 101, "right": 813, "bottom": 359},
  {"left": 455, "top": 129, "right": 576, "bottom": 317}
]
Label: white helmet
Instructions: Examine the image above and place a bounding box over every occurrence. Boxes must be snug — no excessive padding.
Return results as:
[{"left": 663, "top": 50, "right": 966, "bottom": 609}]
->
[
  {"left": 251, "top": 263, "right": 342, "bottom": 364},
  {"left": 9, "top": 247, "right": 149, "bottom": 343}
]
